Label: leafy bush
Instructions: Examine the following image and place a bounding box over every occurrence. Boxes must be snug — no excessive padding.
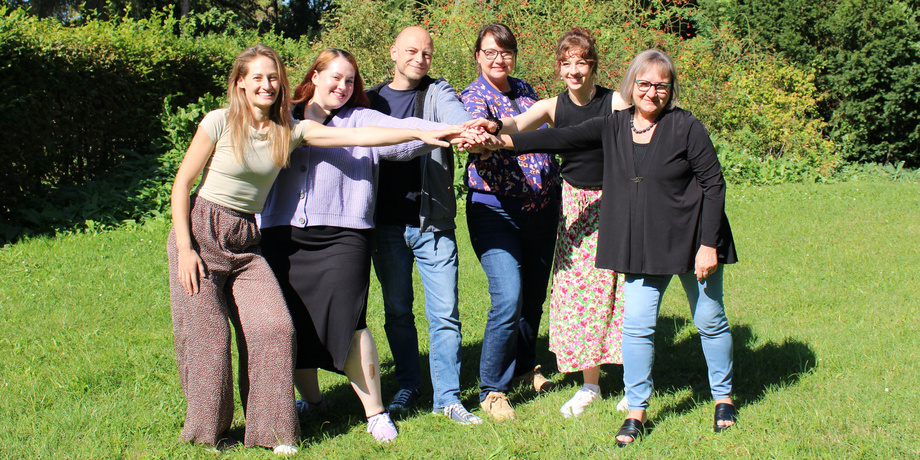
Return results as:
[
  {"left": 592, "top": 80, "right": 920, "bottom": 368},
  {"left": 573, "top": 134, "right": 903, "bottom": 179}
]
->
[
  {"left": 0, "top": 93, "right": 224, "bottom": 245},
  {"left": 136, "top": 93, "right": 226, "bottom": 219},
  {"left": 677, "top": 29, "right": 839, "bottom": 177},
  {"left": 0, "top": 6, "right": 316, "bottom": 243},
  {"left": 0, "top": 0, "right": 862, "bottom": 243},
  {"left": 315, "top": 0, "right": 838, "bottom": 184},
  {"left": 696, "top": 0, "right": 920, "bottom": 166}
]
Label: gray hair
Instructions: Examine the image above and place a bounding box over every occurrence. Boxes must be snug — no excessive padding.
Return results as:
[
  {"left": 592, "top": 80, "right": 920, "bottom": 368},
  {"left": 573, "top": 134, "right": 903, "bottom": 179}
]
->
[{"left": 619, "top": 49, "right": 680, "bottom": 110}]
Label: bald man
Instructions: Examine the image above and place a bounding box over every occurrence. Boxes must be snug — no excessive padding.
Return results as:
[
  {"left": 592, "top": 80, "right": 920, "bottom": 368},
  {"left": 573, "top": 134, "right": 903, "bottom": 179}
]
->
[{"left": 367, "top": 26, "right": 481, "bottom": 425}]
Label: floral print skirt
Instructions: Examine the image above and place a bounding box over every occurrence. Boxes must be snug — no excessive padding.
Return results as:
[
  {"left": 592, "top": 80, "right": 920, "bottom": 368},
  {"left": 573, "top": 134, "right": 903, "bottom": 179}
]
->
[{"left": 548, "top": 182, "right": 624, "bottom": 373}]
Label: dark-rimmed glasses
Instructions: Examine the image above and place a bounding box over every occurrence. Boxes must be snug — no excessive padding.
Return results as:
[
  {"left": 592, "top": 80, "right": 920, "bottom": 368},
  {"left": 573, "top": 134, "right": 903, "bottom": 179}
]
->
[
  {"left": 635, "top": 79, "right": 672, "bottom": 94},
  {"left": 480, "top": 49, "right": 515, "bottom": 60}
]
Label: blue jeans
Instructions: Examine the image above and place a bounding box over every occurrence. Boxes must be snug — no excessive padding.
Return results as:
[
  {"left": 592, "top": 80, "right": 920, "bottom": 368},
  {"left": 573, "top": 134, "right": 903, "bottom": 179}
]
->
[
  {"left": 466, "top": 200, "right": 559, "bottom": 400},
  {"left": 372, "top": 225, "right": 462, "bottom": 411},
  {"left": 621, "top": 266, "right": 733, "bottom": 410}
]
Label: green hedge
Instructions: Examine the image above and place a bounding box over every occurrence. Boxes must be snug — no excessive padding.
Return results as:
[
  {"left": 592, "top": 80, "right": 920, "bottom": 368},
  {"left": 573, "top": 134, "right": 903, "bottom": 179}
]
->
[
  {"left": 0, "top": 7, "right": 320, "bottom": 243},
  {"left": 0, "top": 8, "right": 224, "bottom": 219}
]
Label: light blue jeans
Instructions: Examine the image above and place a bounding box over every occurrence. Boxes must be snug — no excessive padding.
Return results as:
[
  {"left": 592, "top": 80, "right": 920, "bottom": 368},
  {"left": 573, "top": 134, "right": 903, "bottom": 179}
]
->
[
  {"left": 622, "top": 266, "right": 733, "bottom": 410},
  {"left": 372, "top": 225, "right": 463, "bottom": 411}
]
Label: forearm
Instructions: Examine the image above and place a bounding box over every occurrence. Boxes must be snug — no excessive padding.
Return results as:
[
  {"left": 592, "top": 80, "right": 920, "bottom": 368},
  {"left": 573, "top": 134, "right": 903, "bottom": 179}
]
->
[
  {"left": 352, "top": 127, "right": 427, "bottom": 147},
  {"left": 500, "top": 97, "right": 554, "bottom": 133},
  {"left": 436, "top": 88, "right": 475, "bottom": 125},
  {"left": 509, "top": 120, "right": 602, "bottom": 156},
  {"left": 170, "top": 180, "right": 195, "bottom": 252},
  {"left": 170, "top": 128, "right": 214, "bottom": 253},
  {"left": 499, "top": 117, "right": 522, "bottom": 134}
]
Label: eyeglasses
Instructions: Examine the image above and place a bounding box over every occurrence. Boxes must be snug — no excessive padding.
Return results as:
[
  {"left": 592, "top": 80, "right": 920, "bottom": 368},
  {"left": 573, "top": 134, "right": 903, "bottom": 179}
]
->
[
  {"left": 480, "top": 49, "right": 515, "bottom": 60},
  {"left": 404, "top": 48, "right": 432, "bottom": 60},
  {"left": 635, "top": 79, "right": 672, "bottom": 94}
]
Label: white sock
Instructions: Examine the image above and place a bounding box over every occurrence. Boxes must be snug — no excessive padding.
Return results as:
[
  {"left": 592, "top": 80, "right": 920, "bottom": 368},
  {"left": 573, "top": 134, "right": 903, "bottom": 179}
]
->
[{"left": 583, "top": 383, "right": 601, "bottom": 394}]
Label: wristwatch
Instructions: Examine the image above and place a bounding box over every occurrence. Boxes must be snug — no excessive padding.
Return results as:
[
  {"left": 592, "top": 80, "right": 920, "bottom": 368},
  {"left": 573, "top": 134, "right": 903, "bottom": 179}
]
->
[{"left": 485, "top": 116, "right": 503, "bottom": 135}]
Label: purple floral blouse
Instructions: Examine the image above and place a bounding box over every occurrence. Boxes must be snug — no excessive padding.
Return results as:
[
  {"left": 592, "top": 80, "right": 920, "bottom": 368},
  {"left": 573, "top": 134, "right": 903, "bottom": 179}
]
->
[{"left": 460, "top": 74, "right": 561, "bottom": 211}]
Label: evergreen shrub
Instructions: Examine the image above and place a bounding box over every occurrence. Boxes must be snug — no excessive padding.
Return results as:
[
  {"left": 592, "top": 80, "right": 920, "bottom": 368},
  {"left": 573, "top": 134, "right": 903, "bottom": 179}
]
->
[
  {"left": 0, "top": 8, "right": 226, "bottom": 221},
  {"left": 696, "top": 0, "right": 920, "bottom": 166}
]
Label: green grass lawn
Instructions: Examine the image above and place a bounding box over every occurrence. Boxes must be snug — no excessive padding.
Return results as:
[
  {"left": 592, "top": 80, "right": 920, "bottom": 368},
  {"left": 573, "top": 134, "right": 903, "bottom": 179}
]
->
[{"left": 2, "top": 181, "right": 918, "bottom": 459}]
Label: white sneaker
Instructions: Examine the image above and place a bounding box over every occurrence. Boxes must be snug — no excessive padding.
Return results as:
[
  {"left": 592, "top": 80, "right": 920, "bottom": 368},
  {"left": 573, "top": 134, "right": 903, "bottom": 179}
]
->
[
  {"left": 616, "top": 395, "right": 629, "bottom": 412},
  {"left": 442, "top": 403, "right": 484, "bottom": 425},
  {"left": 273, "top": 444, "right": 298, "bottom": 455},
  {"left": 560, "top": 387, "right": 600, "bottom": 418},
  {"left": 367, "top": 412, "right": 398, "bottom": 443}
]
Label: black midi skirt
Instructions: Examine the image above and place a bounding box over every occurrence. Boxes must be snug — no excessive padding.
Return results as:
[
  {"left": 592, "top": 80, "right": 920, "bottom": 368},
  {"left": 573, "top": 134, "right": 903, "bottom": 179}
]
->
[{"left": 261, "top": 225, "right": 372, "bottom": 373}]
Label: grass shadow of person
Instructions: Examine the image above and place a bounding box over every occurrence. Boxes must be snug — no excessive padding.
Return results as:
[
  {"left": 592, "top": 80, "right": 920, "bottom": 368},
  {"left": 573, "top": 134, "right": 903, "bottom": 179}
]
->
[
  {"left": 291, "top": 353, "right": 405, "bottom": 444},
  {"left": 648, "top": 314, "right": 816, "bottom": 420},
  {"left": 377, "top": 332, "right": 560, "bottom": 420}
]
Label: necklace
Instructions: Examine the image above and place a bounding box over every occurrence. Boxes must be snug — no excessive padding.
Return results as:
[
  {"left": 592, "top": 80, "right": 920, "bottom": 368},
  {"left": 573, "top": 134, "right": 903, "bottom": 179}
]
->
[{"left": 630, "top": 115, "right": 657, "bottom": 134}]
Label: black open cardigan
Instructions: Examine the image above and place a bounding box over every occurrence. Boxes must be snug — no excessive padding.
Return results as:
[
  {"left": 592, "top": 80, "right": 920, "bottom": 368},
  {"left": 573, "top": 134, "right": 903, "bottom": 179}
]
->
[{"left": 511, "top": 107, "right": 737, "bottom": 275}]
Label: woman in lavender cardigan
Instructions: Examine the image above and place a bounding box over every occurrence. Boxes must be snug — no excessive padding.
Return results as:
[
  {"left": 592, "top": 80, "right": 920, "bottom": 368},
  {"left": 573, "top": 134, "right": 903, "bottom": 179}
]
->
[{"left": 258, "top": 49, "right": 451, "bottom": 443}]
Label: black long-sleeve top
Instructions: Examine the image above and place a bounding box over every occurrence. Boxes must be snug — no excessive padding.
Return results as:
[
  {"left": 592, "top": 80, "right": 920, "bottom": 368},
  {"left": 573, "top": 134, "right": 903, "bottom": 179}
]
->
[{"left": 510, "top": 107, "right": 737, "bottom": 275}]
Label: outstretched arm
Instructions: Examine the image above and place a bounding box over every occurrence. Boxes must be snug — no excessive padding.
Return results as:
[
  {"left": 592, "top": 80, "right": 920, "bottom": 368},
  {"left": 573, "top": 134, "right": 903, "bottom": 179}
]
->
[
  {"left": 502, "top": 97, "right": 556, "bottom": 132},
  {"left": 170, "top": 127, "right": 215, "bottom": 295},
  {"left": 462, "top": 97, "right": 557, "bottom": 135},
  {"left": 302, "top": 120, "right": 461, "bottom": 148},
  {"left": 467, "top": 115, "right": 608, "bottom": 158}
]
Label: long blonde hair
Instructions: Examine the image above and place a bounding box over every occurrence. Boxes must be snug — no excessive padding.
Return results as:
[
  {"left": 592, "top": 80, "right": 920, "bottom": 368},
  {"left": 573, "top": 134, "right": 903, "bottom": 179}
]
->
[{"left": 226, "top": 44, "right": 293, "bottom": 168}]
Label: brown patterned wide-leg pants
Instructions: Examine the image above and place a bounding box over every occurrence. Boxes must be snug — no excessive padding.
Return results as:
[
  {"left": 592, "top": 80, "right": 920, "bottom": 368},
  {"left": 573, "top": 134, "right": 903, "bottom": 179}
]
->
[{"left": 167, "top": 196, "right": 299, "bottom": 448}]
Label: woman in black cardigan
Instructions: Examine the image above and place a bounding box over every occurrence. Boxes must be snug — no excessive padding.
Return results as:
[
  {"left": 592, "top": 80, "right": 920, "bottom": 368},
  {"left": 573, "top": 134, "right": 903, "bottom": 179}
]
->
[{"left": 467, "top": 49, "right": 738, "bottom": 446}]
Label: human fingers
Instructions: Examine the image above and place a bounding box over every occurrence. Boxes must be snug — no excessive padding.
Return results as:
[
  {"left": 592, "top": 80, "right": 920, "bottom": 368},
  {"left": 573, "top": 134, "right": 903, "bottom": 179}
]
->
[{"left": 463, "top": 118, "right": 491, "bottom": 130}]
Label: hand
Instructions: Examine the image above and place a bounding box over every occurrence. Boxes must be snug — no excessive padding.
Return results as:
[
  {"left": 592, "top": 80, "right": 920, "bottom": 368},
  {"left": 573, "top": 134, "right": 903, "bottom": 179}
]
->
[
  {"left": 479, "top": 132, "right": 505, "bottom": 150},
  {"left": 422, "top": 124, "right": 465, "bottom": 147},
  {"left": 177, "top": 248, "right": 207, "bottom": 295},
  {"left": 695, "top": 245, "right": 718, "bottom": 281},
  {"left": 453, "top": 126, "right": 491, "bottom": 150},
  {"left": 463, "top": 142, "right": 493, "bottom": 160},
  {"left": 462, "top": 117, "right": 498, "bottom": 134}
]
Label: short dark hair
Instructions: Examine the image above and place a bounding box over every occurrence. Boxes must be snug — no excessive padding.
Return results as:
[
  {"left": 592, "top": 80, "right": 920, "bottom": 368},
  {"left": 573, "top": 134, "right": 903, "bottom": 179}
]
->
[{"left": 473, "top": 23, "right": 517, "bottom": 74}]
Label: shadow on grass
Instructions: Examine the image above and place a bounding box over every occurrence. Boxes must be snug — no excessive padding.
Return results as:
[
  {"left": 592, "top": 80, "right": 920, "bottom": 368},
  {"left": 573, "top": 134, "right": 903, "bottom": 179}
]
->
[
  {"left": 284, "top": 315, "right": 814, "bottom": 444},
  {"left": 649, "top": 314, "right": 815, "bottom": 419},
  {"left": 288, "top": 334, "right": 560, "bottom": 444}
]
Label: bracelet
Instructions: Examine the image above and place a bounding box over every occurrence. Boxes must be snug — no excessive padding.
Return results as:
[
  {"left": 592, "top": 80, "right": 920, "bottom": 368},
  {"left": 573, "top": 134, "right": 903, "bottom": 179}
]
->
[{"left": 485, "top": 116, "right": 503, "bottom": 135}]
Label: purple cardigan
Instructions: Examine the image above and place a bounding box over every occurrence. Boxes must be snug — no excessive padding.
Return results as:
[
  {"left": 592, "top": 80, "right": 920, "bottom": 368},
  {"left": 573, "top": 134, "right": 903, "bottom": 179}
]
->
[{"left": 258, "top": 106, "right": 446, "bottom": 230}]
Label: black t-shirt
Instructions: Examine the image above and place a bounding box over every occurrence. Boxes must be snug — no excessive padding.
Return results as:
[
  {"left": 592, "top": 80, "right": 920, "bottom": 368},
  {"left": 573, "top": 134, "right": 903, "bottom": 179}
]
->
[
  {"left": 372, "top": 85, "right": 422, "bottom": 226},
  {"left": 554, "top": 86, "right": 615, "bottom": 187}
]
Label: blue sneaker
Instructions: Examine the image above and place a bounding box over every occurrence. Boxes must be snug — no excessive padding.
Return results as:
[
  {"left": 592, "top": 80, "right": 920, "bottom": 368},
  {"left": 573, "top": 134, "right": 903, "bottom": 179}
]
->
[
  {"left": 295, "top": 394, "right": 327, "bottom": 418},
  {"left": 387, "top": 388, "right": 421, "bottom": 412}
]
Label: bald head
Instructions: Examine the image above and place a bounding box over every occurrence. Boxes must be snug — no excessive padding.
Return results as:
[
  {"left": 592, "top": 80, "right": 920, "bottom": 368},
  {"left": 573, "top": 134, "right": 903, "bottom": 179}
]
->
[
  {"left": 395, "top": 26, "right": 432, "bottom": 48},
  {"left": 389, "top": 26, "right": 434, "bottom": 90}
]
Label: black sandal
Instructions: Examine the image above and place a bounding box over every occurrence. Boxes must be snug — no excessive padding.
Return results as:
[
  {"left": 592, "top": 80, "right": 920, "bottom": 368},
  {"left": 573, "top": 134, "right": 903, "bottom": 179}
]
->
[
  {"left": 713, "top": 403, "right": 737, "bottom": 433},
  {"left": 615, "top": 418, "right": 647, "bottom": 447}
]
